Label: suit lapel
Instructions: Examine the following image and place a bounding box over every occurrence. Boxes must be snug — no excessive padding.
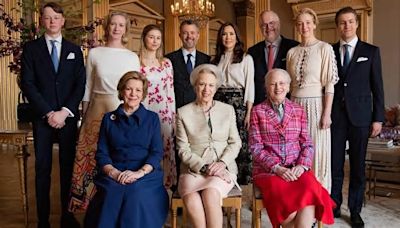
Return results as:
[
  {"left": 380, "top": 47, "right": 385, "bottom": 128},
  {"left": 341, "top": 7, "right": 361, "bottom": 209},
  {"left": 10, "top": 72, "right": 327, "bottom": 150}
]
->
[
  {"left": 345, "top": 40, "right": 362, "bottom": 77},
  {"left": 275, "top": 36, "right": 287, "bottom": 68},
  {"left": 38, "top": 36, "right": 57, "bottom": 75},
  {"left": 333, "top": 42, "right": 344, "bottom": 77},
  {"left": 265, "top": 100, "right": 291, "bottom": 137},
  {"left": 58, "top": 38, "right": 69, "bottom": 74}
]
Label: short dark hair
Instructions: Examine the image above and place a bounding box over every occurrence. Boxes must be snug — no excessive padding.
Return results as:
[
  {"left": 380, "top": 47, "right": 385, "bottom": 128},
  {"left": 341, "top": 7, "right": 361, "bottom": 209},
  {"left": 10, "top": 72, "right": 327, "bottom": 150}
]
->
[
  {"left": 179, "top": 20, "right": 199, "bottom": 31},
  {"left": 335, "top": 6, "right": 358, "bottom": 25},
  {"left": 117, "top": 71, "right": 149, "bottom": 101},
  {"left": 40, "top": 2, "right": 64, "bottom": 16}
]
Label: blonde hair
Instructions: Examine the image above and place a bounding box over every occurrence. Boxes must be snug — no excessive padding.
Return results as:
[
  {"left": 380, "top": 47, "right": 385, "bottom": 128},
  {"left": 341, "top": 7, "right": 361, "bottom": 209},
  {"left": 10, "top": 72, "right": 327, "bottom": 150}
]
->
[
  {"left": 117, "top": 71, "right": 149, "bottom": 101},
  {"left": 103, "top": 11, "right": 130, "bottom": 45},
  {"left": 139, "top": 24, "right": 164, "bottom": 64},
  {"left": 297, "top": 8, "right": 319, "bottom": 26}
]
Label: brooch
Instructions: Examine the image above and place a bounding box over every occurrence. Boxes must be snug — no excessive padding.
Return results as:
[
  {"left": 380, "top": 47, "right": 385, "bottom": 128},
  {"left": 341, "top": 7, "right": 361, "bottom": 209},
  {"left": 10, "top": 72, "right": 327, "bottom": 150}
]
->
[{"left": 110, "top": 114, "right": 116, "bottom": 120}]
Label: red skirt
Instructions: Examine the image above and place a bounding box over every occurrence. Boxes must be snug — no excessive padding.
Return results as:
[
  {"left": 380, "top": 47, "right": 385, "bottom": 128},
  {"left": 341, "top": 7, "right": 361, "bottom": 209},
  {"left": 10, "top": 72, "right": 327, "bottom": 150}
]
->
[{"left": 254, "top": 171, "right": 335, "bottom": 227}]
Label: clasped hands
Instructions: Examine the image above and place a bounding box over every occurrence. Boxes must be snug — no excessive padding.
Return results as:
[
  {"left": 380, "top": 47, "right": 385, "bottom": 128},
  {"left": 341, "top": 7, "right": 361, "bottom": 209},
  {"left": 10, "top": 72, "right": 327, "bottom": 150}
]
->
[
  {"left": 47, "top": 109, "right": 69, "bottom": 129},
  {"left": 275, "top": 165, "right": 306, "bottom": 182},
  {"left": 204, "top": 161, "right": 231, "bottom": 183},
  {"left": 109, "top": 168, "right": 144, "bottom": 185}
]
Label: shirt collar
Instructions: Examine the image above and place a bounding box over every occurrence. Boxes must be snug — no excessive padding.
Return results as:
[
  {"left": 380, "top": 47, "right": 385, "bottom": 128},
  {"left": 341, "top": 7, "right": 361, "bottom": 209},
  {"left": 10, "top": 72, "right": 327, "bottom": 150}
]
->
[
  {"left": 268, "top": 98, "right": 285, "bottom": 111},
  {"left": 115, "top": 103, "right": 146, "bottom": 125},
  {"left": 265, "top": 35, "right": 282, "bottom": 48},
  {"left": 44, "top": 33, "right": 62, "bottom": 44},
  {"left": 340, "top": 36, "right": 358, "bottom": 48},
  {"left": 182, "top": 48, "right": 197, "bottom": 58}
]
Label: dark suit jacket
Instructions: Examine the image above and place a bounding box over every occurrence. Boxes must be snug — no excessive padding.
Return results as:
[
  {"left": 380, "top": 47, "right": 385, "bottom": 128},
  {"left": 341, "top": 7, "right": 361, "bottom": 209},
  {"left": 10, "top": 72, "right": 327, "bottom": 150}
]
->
[
  {"left": 166, "top": 49, "right": 210, "bottom": 109},
  {"left": 20, "top": 36, "right": 86, "bottom": 120},
  {"left": 331, "top": 40, "right": 384, "bottom": 127},
  {"left": 248, "top": 36, "right": 299, "bottom": 105}
]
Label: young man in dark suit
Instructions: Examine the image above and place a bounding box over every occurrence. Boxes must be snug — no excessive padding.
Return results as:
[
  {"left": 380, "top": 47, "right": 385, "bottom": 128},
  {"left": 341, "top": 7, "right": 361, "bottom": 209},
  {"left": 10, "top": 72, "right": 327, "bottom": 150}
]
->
[
  {"left": 20, "top": 2, "right": 85, "bottom": 228},
  {"left": 330, "top": 7, "right": 384, "bottom": 228},
  {"left": 166, "top": 20, "right": 211, "bottom": 110},
  {"left": 248, "top": 10, "right": 299, "bottom": 105}
]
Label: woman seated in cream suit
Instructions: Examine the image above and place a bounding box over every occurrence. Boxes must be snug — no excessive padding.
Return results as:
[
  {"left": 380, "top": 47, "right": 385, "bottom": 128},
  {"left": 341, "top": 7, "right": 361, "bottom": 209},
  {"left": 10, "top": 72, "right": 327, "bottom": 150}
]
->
[{"left": 176, "top": 64, "right": 242, "bottom": 227}]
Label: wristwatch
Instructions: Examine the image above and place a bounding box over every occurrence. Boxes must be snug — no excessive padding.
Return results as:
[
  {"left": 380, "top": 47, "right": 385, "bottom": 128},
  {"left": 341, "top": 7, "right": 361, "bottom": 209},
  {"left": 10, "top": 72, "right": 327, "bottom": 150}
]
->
[{"left": 200, "top": 164, "right": 209, "bottom": 174}]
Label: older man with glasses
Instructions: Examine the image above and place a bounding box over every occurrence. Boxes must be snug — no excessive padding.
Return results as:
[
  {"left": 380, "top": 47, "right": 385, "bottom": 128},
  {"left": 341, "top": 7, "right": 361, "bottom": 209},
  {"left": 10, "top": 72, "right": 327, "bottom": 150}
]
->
[{"left": 248, "top": 10, "right": 299, "bottom": 105}]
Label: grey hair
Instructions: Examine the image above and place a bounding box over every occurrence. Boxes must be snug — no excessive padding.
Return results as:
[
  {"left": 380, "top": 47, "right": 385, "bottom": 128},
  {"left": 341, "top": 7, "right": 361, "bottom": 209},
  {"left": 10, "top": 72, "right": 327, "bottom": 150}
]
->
[
  {"left": 264, "top": 68, "right": 291, "bottom": 85},
  {"left": 190, "top": 64, "right": 223, "bottom": 88}
]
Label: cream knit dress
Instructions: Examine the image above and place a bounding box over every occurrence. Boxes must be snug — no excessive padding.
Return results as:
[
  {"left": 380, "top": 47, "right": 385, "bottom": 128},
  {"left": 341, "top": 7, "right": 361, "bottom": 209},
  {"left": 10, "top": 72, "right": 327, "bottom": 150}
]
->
[{"left": 286, "top": 41, "right": 338, "bottom": 192}]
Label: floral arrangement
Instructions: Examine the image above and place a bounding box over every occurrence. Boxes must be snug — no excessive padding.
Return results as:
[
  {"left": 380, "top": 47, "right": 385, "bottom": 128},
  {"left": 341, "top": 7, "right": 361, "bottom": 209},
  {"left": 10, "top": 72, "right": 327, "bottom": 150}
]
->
[{"left": 0, "top": 1, "right": 103, "bottom": 75}]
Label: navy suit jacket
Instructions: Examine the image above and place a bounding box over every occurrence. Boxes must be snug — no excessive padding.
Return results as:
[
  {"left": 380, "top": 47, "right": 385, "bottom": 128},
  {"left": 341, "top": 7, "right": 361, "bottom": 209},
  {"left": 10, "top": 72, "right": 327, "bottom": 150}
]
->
[
  {"left": 248, "top": 36, "right": 299, "bottom": 105},
  {"left": 166, "top": 49, "right": 210, "bottom": 109},
  {"left": 20, "top": 36, "right": 86, "bottom": 120},
  {"left": 331, "top": 40, "right": 384, "bottom": 127}
]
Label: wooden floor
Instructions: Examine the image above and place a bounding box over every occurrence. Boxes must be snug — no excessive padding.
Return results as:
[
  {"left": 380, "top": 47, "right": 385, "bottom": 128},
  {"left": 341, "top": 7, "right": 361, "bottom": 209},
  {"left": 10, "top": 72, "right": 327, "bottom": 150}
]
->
[
  {"left": 0, "top": 144, "right": 84, "bottom": 228},
  {"left": 1, "top": 143, "right": 400, "bottom": 228}
]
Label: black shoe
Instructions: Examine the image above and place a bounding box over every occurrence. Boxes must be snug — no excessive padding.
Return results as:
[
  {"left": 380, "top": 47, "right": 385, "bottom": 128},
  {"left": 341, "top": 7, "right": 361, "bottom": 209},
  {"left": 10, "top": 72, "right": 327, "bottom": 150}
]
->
[
  {"left": 37, "top": 220, "right": 50, "bottom": 228},
  {"left": 61, "top": 214, "right": 81, "bottom": 228},
  {"left": 350, "top": 213, "right": 365, "bottom": 228},
  {"left": 333, "top": 208, "right": 341, "bottom": 218}
]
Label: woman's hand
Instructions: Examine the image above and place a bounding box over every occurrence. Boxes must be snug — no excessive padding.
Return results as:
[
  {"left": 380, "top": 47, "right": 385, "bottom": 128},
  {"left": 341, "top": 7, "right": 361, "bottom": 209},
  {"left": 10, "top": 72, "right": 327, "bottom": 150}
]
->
[
  {"left": 207, "top": 161, "right": 227, "bottom": 176},
  {"left": 291, "top": 165, "right": 306, "bottom": 178},
  {"left": 117, "top": 170, "right": 144, "bottom": 185},
  {"left": 244, "top": 112, "right": 251, "bottom": 130},
  {"left": 213, "top": 169, "right": 231, "bottom": 183},
  {"left": 320, "top": 112, "right": 332, "bottom": 129},
  {"left": 275, "top": 166, "right": 298, "bottom": 182}
]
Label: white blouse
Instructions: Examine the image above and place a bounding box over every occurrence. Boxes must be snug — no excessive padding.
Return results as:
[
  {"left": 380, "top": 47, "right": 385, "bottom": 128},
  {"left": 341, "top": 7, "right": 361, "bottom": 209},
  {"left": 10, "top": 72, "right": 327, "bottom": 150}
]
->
[
  {"left": 83, "top": 47, "right": 140, "bottom": 102},
  {"left": 217, "top": 52, "right": 255, "bottom": 105}
]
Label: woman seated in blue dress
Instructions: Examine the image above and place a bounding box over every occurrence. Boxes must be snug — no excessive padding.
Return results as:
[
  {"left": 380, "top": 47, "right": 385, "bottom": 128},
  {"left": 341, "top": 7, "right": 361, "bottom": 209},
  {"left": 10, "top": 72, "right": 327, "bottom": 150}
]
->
[{"left": 84, "top": 71, "right": 169, "bottom": 228}]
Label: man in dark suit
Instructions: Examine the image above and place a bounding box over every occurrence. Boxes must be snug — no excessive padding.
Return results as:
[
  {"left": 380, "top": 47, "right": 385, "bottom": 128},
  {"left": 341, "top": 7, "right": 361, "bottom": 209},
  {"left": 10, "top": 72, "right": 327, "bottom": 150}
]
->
[
  {"left": 166, "top": 20, "right": 211, "bottom": 109},
  {"left": 331, "top": 7, "right": 384, "bottom": 228},
  {"left": 20, "top": 2, "right": 85, "bottom": 228},
  {"left": 248, "top": 10, "right": 299, "bottom": 105}
]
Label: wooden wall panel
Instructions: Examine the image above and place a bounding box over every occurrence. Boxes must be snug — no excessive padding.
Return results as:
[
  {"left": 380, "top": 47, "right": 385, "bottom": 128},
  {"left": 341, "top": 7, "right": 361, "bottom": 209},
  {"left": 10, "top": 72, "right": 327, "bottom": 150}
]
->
[{"left": 0, "top": 0, "right": 20, "bottom": 130}]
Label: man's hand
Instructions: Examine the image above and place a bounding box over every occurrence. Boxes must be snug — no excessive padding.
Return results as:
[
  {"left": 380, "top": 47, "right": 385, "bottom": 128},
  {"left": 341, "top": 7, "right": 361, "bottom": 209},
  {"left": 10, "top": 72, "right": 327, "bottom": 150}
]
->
[
  {"left": 48, "top": 109, "right": 69, "bottom": 129},
  {"left": 370, "top": 122, "right": 382, "bottom": 137}
]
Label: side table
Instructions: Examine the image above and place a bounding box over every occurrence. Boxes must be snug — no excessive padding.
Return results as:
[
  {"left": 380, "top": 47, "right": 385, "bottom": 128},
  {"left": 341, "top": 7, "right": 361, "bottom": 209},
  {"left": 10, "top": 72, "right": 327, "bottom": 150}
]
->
[
  {"left": 0, "top": 129, "right": 33, "bottom": 227},
  {"left": 366, "top": 146, "right": 400, "bottom": 199}
]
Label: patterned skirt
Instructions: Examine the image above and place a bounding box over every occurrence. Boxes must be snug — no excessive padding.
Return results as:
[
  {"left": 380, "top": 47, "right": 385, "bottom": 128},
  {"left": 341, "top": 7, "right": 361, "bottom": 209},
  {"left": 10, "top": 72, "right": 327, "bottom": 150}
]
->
[
  {"left": 214, "top": 88, "right": 252, "bottom": 184},
  {"left": 291, "top": 96, "right": 332, "bottom": 192},
  {"left": 69, "top": 93, "right": 121, "bottom": 212}
]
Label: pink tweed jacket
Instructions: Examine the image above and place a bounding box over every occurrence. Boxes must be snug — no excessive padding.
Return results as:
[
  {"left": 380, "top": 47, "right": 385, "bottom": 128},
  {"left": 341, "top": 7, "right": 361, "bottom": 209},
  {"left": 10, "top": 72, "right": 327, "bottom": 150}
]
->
[{"left": 249, "top": 98, "right": 314, "bottom": 177}]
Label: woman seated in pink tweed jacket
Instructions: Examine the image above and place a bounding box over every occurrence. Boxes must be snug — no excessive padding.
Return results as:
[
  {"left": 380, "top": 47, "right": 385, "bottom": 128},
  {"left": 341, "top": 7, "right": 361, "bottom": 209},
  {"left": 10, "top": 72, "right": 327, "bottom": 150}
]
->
[{"left": 249, "top": 69, "right": 335, "bottom": 228}]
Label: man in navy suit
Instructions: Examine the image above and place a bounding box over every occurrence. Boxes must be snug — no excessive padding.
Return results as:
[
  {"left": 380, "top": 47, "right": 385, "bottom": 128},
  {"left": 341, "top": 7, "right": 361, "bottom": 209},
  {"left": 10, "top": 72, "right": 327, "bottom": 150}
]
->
[
  {"left": 248, "top": 10, "right": 299, "bottom": 105},
  {"left": 166, "top": 20, "right": 210, "bottom": 190},
  {"left": 331, "top": 7, "right": 384, "bottom": 228},
  {"left": 20, "top": 2, "right": 85, "bottom": 228},
  {"left": 166, "top": 20, "right": 211, "bottom": 110}
]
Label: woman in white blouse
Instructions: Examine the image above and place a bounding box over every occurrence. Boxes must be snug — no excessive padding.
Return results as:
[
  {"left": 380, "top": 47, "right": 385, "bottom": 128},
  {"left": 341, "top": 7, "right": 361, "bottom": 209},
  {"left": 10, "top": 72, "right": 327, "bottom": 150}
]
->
[
  {"left": 211, "top": 22, "right": 255, "bottom": 185},
  {"left": 70, "top": 11, "right": 140, "bottom": 212}
]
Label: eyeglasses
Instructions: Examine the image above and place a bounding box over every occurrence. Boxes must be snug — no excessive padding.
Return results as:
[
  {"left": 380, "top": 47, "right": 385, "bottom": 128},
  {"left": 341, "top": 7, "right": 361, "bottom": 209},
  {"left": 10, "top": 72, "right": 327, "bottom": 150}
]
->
[{"left": 260, "top": 21, "right": 278, "bottom": 29}]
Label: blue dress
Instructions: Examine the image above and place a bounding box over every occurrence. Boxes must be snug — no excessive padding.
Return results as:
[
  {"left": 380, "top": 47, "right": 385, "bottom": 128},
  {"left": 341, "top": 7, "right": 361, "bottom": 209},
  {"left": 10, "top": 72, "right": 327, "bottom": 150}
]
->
[{"left": 85, "top": 104, "right": 169, "bottom": 228}]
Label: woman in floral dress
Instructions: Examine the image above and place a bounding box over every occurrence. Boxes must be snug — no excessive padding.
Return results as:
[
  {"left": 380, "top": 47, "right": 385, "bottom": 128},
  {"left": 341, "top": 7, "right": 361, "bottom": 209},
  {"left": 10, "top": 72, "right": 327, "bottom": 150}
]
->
[{"left": 138, "top": 24, "right": 176, "bottom": 188}]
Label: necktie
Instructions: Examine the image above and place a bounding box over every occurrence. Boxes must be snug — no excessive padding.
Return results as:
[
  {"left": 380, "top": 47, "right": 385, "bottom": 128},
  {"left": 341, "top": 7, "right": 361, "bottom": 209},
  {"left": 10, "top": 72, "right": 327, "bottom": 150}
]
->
[
  {"left": 186, "top": 53, "right": 193, "bottom": 74},
  {"left": 343, "top": 44, "right": 350, "bottom": 71},
  {"left": 277, "top": 103, "right": 284, "bottom": 123},
  {"left": 267, "top": 44, "right": 275, "bottom": 71},
  {"left": 50, "top": 40, "right": 59, "bottom": 72}
]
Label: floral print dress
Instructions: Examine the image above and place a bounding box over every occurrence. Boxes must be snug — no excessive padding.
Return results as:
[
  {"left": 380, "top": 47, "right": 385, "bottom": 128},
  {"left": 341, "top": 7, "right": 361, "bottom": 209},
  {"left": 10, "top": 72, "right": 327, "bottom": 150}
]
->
[{"left": 141, "top": 59, "right": 176, "bottom": 188}]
